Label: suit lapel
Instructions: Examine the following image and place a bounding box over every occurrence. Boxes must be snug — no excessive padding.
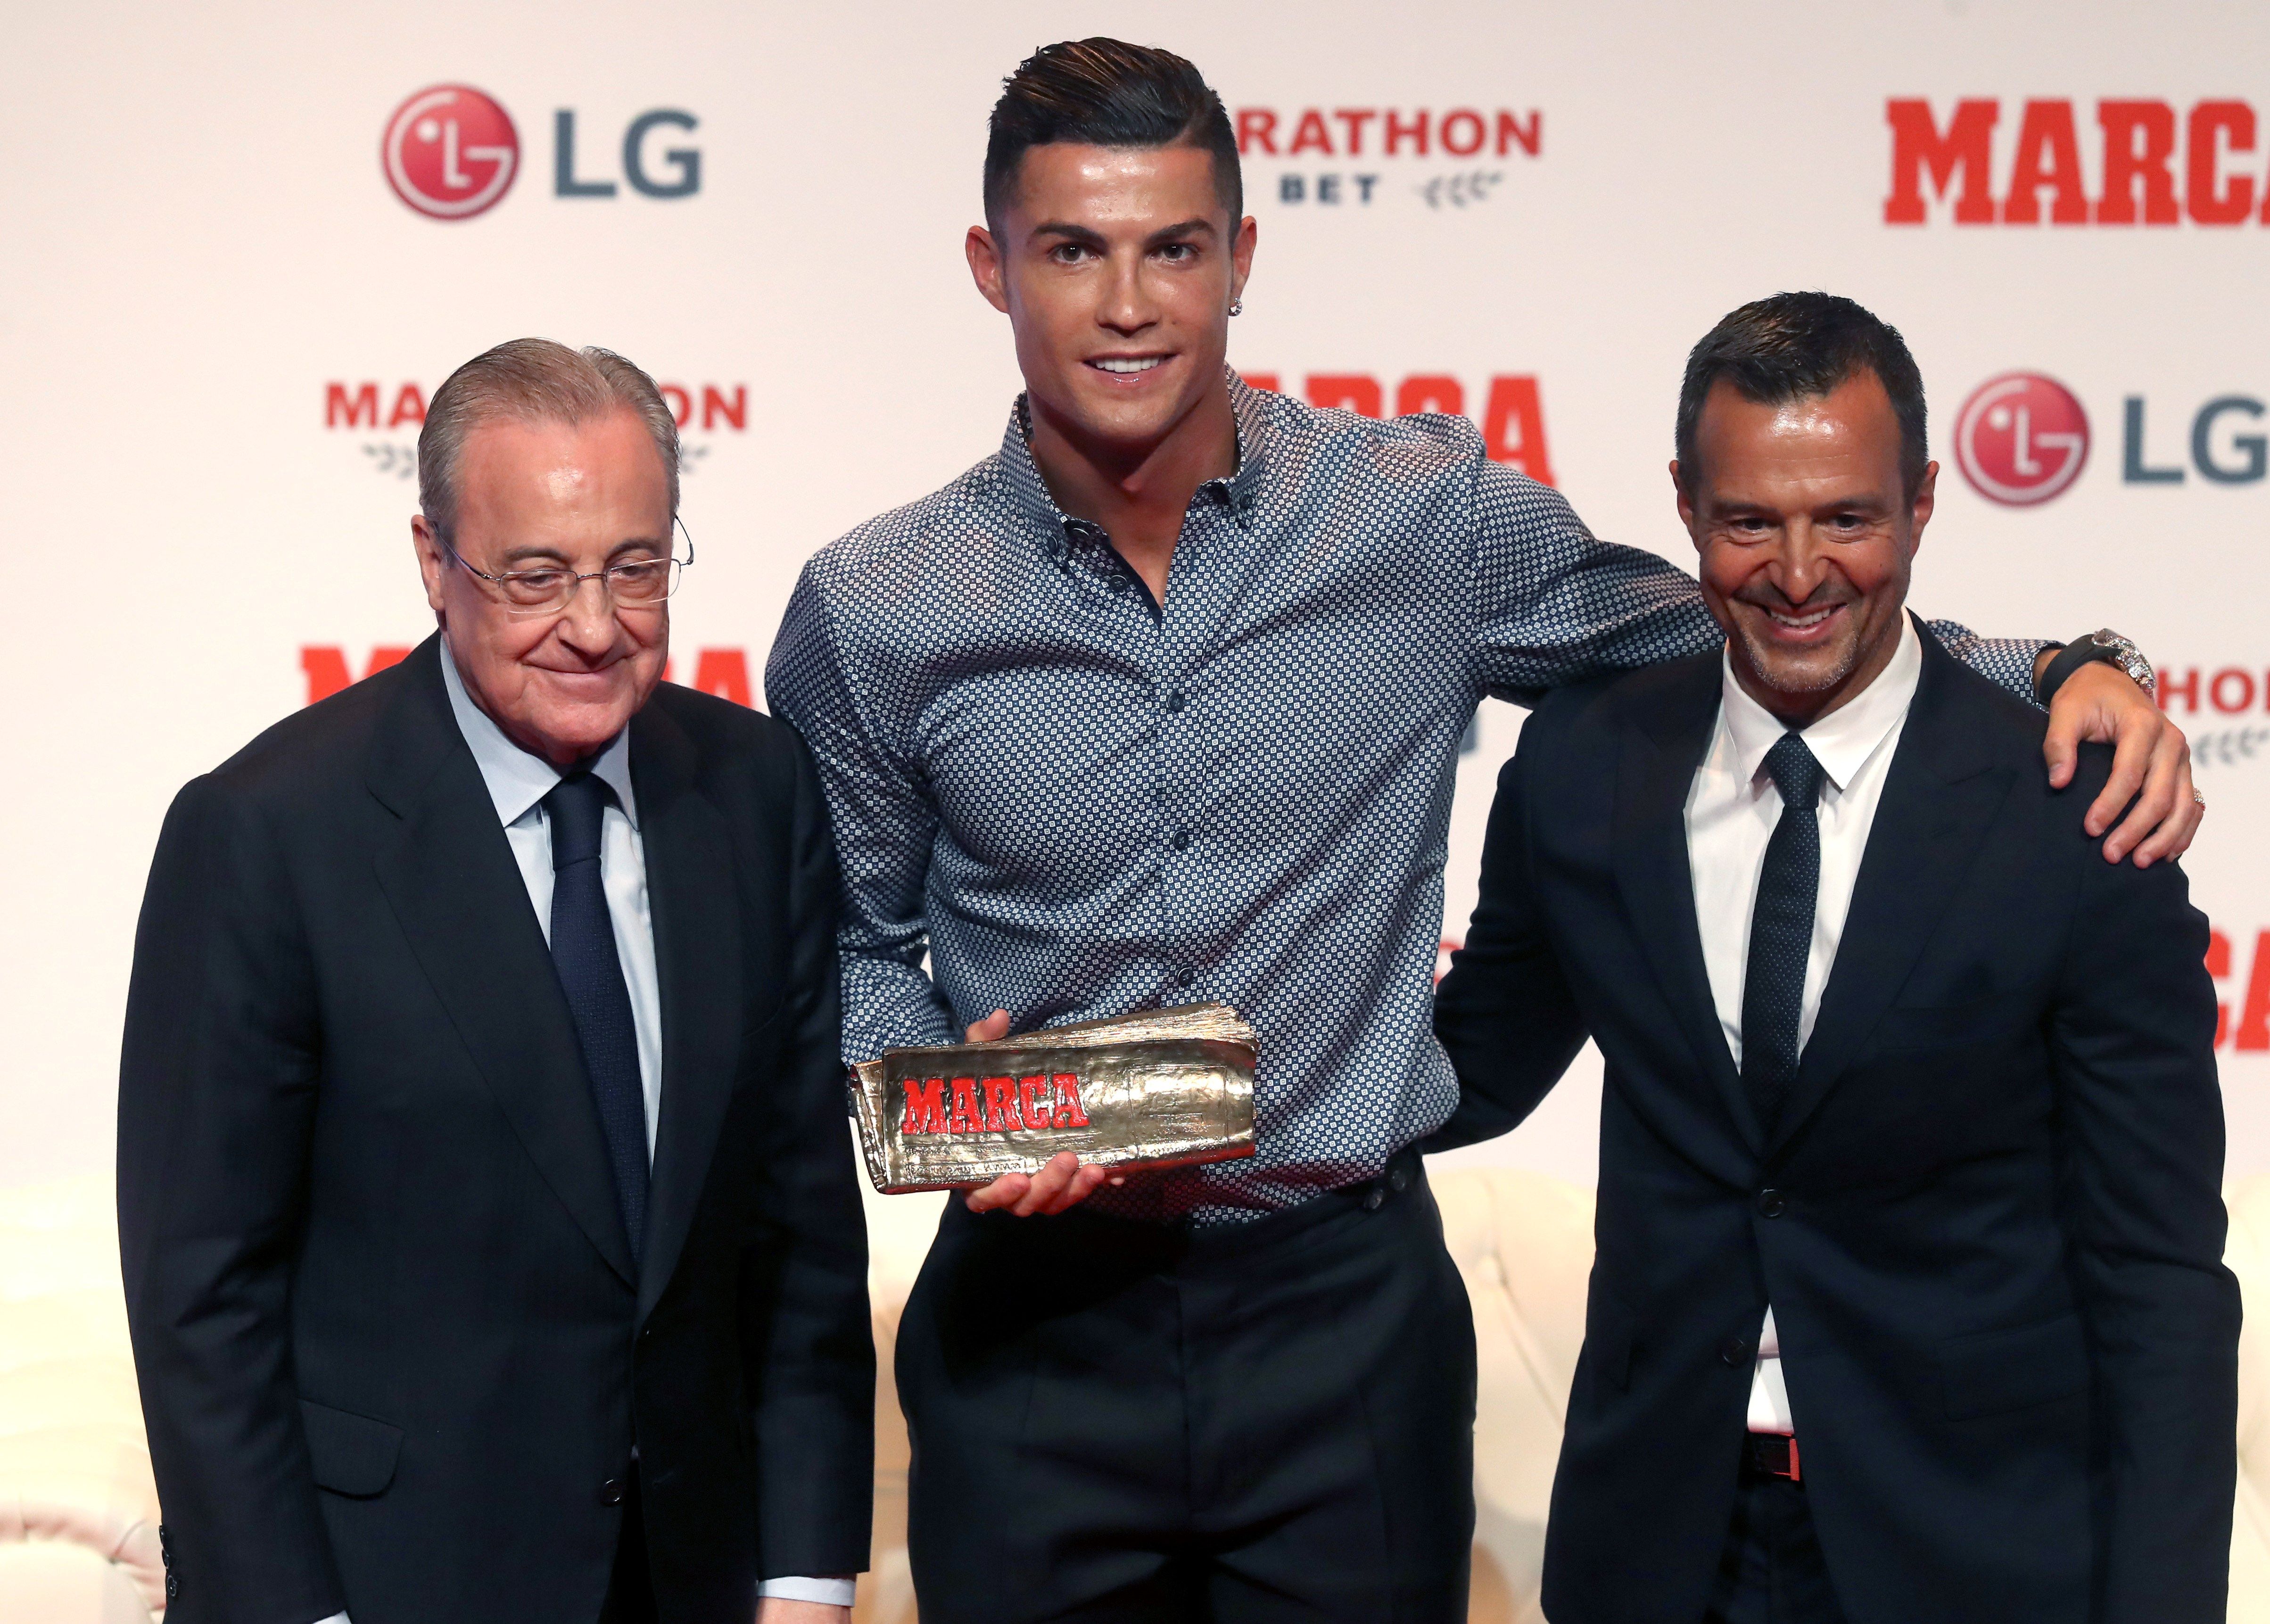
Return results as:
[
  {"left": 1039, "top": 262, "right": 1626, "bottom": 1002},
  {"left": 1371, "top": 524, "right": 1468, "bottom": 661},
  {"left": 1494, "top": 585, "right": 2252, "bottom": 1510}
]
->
[
  {"left": 631, "top": 699, "right": 745, "bottom": 1325},
  {"left": 1769, "top": 626, "right": 2016, "bottom": 1156},
  {"left": 1611, "top": 654, "right": 1762, "bottom": 1155},
  {"left": 365, "top": 637, "right": 638, "bottom": 1287}
]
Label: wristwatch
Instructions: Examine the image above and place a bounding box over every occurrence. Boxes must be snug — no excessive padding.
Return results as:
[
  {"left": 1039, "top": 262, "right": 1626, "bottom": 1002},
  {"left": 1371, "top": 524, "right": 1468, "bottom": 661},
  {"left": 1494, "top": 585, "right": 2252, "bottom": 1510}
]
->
[{"left": 2037, "top": 628, "right": 2155, "bottom": 705}]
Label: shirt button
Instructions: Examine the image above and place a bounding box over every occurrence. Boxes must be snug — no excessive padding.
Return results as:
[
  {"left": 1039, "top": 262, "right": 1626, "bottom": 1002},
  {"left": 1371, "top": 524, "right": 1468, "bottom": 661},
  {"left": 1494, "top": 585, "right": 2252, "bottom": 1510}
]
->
[
  {"left": 1165, "top": 690, "right": 1187, "bottom": 712},
  {"left": 1172, "top": 829, "right": 1192, "bottom": 852},
  {"left": 1176, "top": 969, "right": 1195, "bottom": 989},
  {"left": 1720, "top": 1336, "right": 1752, "bottom": 1367},
  {"left": 1757, "top": 1189, "right": 1785, "bottom": 1219},
  {"left": 600, "top": 1477, "right": 626, "bottom": 1506}
]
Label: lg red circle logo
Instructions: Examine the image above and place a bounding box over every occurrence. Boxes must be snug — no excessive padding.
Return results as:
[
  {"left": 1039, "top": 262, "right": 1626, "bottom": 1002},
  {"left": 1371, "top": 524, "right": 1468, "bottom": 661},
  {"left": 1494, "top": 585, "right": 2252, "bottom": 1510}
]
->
[
  {"left": 1954, "top": 373, "right": 2090, "bottom": 506},
  {"left": 382, "top": 86, "right": 519, "bottom": 220}
]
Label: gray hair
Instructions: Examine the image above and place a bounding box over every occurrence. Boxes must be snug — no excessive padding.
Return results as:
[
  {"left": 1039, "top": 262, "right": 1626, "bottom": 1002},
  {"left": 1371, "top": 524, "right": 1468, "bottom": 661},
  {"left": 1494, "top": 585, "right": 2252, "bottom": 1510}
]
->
[{"left": 417, "top": 338, "right": 680, "bottom": 539}]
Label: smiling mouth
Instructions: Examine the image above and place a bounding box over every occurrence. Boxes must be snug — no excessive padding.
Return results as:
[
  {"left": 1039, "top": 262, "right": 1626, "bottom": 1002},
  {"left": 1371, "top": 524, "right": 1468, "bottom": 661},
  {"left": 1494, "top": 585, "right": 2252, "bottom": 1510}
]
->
[
  {"left": 1764, "top": 603, "right": 1842, "bottom": 631},
  {"left": 1087, "top": 355, "right": 1169, "bottom": 375}
]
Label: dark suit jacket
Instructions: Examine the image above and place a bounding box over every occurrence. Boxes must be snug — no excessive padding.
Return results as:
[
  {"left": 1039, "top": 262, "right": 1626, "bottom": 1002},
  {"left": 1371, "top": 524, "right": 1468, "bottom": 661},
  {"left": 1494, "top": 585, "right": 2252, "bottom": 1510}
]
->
[
  {"left": 1432, "top": 625, "right": 2237, "bottom": 1624},
  {"left": 118, "top": 635, "right": 873, "bottom": 1624}
]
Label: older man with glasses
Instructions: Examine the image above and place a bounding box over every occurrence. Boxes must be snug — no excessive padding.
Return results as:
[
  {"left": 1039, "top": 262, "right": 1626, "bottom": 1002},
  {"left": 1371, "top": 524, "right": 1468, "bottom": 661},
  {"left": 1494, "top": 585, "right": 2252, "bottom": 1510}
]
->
[{"left": 118, "top": 339, "right": 873, "bottom": 1624}]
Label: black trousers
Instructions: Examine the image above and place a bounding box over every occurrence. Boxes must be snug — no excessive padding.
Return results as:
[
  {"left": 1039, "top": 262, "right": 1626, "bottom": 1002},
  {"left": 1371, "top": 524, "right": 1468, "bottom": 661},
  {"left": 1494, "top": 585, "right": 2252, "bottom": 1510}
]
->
[
  {"left": 1703, "top": 1467, "right": 1849, "bottom": 1624},
  {"left": 897, "top": 1154, "right": 1477, "bottom": 1624}
]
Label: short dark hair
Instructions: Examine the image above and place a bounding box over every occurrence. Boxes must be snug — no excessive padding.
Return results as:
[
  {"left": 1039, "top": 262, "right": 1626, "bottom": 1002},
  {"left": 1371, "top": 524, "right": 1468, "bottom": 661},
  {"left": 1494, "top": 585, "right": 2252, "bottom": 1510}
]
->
[
  {"left": 983, "top": 39, "right": 1242, "bottom": 225},
  {"left": 1676, "top": 292, "right": 1929, "bottom": 499}
]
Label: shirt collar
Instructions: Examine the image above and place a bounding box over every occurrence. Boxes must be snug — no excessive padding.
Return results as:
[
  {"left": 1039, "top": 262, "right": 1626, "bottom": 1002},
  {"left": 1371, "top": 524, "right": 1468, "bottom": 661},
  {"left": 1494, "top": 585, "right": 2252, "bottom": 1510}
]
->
[
  {"left": 1718, "top": 613, "right": 1923, "bottom": 795},
  {"left": 439, "top": 635, "right": 639, "bottom": 830},
  {"left": 997, "top": 367, "right": 1272, "bottom": 558}
]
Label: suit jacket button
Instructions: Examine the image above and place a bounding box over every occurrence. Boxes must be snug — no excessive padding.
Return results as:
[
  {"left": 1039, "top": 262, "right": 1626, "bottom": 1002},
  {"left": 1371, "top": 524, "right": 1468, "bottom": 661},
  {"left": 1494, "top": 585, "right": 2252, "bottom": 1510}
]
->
[
  {"left": 1721, "top": 1336, "right": 1752, "bottom": 1366},
  {"left": 1363, "top": 1187, "right": 1386, "bottom": 1212},
  {"left": 1388, "top": 1166, "right": 1411, "bottom": 1193},
  {"left": 1757, "top": 1189, "right": 1786, "bottom": 1219},
  {"left": 601, "top": 1477, "right": 626, "bottom": 1506}
]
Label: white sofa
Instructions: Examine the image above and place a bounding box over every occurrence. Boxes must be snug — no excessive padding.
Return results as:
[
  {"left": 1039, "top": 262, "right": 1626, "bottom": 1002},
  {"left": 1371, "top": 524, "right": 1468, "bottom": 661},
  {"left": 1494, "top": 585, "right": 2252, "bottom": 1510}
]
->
[{"left": 7, "top": 1167, "right": 2266, "bottom": 1622}]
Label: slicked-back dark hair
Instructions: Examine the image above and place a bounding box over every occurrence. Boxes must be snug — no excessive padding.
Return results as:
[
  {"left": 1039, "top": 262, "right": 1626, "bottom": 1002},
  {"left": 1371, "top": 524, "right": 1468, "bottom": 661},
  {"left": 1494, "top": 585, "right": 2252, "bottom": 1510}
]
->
[
  {"left": 984, "top": 39, "right": 1242, "bottom": 225},
  {"left": 1676, "top": 291, "right": 1930, "bottom": 499}
]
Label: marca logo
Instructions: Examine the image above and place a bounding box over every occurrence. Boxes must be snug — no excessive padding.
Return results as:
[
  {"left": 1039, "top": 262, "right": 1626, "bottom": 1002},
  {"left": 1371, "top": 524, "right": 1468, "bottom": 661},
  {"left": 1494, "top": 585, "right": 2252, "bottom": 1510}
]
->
[
  {"left": 1885, "top": 98, "right": 2270, "bottom": 226},
  {"left": 898, "top": 1073, "right": 1093, "bottom": 1137},
  {"left": 301, "top": 646, "right": 756, "bottom": 707},
  {"left": 1241, "top": 371, "right": 1554, "bottom": 485},
  {"left": 1234, "top": 104, "right": 1542, "bottom": 210},
  {"left": 1954, "top": 374, "right": 2088, "bottom": 506},
  {"left": 381, "top": 84, "right": 701, "bottom": 221}
]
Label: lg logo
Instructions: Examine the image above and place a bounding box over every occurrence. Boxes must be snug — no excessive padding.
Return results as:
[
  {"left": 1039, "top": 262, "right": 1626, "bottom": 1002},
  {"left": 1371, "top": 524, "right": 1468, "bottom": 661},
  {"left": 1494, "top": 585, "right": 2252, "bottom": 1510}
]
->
[
  {"left": 381, "top": 85, "right": 702, "bottom": 222},
  {"left": 1954, "top": 373, "right": 2089, "bottom": 507},
  {"left": 1954, "top": 371, "right": 2269, "bottom": 504}
]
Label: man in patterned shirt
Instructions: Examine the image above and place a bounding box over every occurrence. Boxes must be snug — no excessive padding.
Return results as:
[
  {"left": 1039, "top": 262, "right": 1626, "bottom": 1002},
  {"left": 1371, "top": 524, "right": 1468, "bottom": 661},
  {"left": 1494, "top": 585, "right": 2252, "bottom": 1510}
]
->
[{"left": 765, "top": 39, "right": 2198, "bottom": 1624}]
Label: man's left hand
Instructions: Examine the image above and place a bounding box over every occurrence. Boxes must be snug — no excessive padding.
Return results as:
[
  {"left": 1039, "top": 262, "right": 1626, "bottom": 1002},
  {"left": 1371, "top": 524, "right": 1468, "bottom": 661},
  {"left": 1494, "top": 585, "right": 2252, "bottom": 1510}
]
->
[
  {"left": 756, "top": 1601, "right": 850, "bottom": 1624},
  {"left": 2040, "top": 658, "right": 2200, "bottom": 867}
]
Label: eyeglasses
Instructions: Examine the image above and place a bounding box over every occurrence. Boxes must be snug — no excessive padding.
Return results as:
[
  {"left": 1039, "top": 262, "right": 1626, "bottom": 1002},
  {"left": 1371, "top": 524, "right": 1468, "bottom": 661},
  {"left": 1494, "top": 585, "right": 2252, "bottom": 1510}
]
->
[{"left": 441, "top": 515, "right": 696, "bottom": 618}]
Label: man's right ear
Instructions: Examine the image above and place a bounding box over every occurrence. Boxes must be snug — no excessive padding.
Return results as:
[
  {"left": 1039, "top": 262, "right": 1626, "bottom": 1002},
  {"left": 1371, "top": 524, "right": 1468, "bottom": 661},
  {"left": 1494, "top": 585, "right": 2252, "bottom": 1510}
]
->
[{"left": 966, "top": 225, "right": 1010, "bottom": 314}]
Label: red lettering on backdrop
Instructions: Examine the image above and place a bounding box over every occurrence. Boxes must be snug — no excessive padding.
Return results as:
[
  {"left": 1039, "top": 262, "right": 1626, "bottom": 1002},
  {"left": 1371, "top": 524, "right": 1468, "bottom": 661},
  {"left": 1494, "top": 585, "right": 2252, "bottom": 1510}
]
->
[
  {"left": 387, "top": 383, "right": 428, "bottom": 429},
  {"left": 1051, "top": 1074, "right": 1091, "bottom": 1128},
  {"left": 326, "top": 382, "right": 380, "bottom": 429},
  {"left": 1235, "top": 108, "right": 1279, "bottom": 157},
  {"left": 2211, "top": 931, "right": 2233, "bottom": 1048},
  {"left": 1239, "top": 372, "right": 1280, "bottom": 393},
  {"left": 2187, "top": 102, "right": 2258, "bottom": 225},
  {"left": 660, "top": 384, "right": 693, "bottom": 429},
  {"left": 691, "top": 648, "right": 752, "bottom": 706},
  {"left": 2097, "top": 100, "right": 2182, "bottom": 224},
  {"left": 1384, "top": 109, "right": 1429, "bottom": 156},
  {"left": 1482, "top": 376, "right": 1556, "bottom": 485},
  {"left": 902, "top": 1077, "right": 947, "bottom": 1135},
  {"left": 2157, "top": 668, "right": 2199, "bottom": 711},
  {"left": 1334, "top": 108, "right": 1377, "bottom": 156},
  {"left": 2237, "top": 932, "right": 2270, "bottom": 1052},
  {"left": 1883, "top": 99, "right": 1999, "bottom": 224},
  {"left": 1440, "top": 109, "right": 1486, "bottom": 157},
  {"left": 1018, "top": 1075, "right": 1051, "bottom": 1130},
  {"left": 948, "top": 1078, "right": 981, "bottom": 1135},
  {"left": 2003, "top": 100, "right": 2088, "bottom": 225},
  {"left": 701, "top": 385, "right": 746, "bottom": 431},
  {"left": 1288, "top": 110, "right": 1333, "bottom": 156},
  {"left": 1397, "top": 375, "right": 1464, "bottom": 416},
  {"left": 2211, "top": 668, "right": 2258, "bottom": 713},
  {"left": 301, "top": 645, "right": 410, "bottom": 705},
  {"left": 1496, "top": 110, "right": 1542, "bottom": 157},
  {"left": 1308, "top": 374, "right": 1384, "bottom": 416}
]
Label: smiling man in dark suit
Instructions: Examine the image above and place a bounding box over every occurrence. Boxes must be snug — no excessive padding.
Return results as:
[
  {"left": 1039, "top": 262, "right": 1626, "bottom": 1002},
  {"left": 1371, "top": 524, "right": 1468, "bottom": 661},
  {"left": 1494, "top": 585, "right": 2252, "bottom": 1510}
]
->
[
  {"left": 117, "top": 339, "right": 872, "bottom": 1624},
  {"left": 1433, "top": 294, "right": 2237, "bottom": 1624}
]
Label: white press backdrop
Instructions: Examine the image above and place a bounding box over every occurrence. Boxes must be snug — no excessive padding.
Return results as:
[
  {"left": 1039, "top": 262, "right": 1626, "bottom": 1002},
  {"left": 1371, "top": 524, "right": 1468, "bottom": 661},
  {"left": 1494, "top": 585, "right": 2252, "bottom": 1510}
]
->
[{"left": 3, "top": 0, "right": 2266, "bottom": 1192}]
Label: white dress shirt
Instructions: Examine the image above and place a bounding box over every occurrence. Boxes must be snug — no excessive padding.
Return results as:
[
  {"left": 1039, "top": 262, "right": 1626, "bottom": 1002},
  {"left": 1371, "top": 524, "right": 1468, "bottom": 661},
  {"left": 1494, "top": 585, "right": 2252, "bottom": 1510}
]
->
[
  {"left": 1683, "top": 617, "right": 1923, "bottom": 1437},
  {"left": 306, "top": 645, "right": 853, "bottom": 1624}
]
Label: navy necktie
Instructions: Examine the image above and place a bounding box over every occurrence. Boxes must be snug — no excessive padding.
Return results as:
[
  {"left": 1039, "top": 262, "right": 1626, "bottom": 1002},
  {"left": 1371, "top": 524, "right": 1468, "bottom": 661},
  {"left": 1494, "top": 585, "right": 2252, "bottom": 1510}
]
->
[
  {"left": 1740, "top": 734, "right": 1827, "bottom": 1139},
  {"left": 544, "top": 771, "right": 647, "bottom": 1268}
]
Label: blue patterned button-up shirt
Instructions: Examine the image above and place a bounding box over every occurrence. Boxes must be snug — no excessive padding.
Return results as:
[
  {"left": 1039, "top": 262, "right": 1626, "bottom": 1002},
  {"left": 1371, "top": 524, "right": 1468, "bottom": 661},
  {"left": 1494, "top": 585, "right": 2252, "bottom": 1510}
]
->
[{"left": 765, "top": 375, "right": 2040, "bottom": 1223}]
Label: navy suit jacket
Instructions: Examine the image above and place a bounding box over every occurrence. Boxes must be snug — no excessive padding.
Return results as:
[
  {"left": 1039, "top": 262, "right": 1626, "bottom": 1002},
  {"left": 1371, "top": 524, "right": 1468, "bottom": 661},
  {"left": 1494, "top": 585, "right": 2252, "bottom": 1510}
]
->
[
  {"left": 118, "top": 636, "right": 874, "bottom": 1624},
  {"left": 1433, "top": 625, "right": 2237, "bottom": 1624}
]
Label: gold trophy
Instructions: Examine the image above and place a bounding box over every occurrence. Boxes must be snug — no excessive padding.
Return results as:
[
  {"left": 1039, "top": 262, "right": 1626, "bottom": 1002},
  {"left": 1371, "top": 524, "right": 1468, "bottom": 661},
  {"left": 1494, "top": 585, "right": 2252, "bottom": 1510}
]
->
[{"left": 851, "top": 1005, "right": 1258, "bottom": 1194}]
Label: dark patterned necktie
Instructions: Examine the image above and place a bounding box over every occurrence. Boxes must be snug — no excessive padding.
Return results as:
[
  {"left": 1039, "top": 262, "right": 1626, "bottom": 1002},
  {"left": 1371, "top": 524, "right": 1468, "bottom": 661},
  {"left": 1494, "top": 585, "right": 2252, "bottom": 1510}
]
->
[
  {"left": 1741, "top": 734, "right": 1827, "bottom": 1139},
  {"left": 544, "top": 771, "right": 647, "bottom": 1267}
]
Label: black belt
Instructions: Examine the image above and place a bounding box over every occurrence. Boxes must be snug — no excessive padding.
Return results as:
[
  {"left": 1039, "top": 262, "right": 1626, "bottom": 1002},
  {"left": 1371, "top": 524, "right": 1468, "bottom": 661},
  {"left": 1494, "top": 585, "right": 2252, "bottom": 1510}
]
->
[{"left": 1743, "top": 1433, "right": 1801, "bottom": 1482}]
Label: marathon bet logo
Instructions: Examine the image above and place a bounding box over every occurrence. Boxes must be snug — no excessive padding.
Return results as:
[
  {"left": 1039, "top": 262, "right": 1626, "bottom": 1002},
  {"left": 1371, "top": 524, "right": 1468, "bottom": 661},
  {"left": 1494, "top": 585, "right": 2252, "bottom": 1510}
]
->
[{"left": 1234, "top": 105, "right": 1542, "bottom": 211}]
